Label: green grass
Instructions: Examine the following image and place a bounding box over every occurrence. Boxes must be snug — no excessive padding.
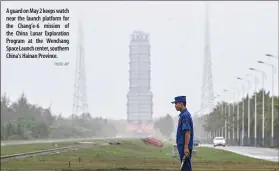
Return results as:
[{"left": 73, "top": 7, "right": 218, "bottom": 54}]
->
[
  {"left": 1, "top": 139, "right": 110, "bottom": 156},
  {"left": 1, "top": 141, "right": 81, "bottom": 156},
  {"left": 1, "top": 139, "right": 278, "bottom": 171},
  {"left": 195, "top": 147, "right": 265, "bottom": 162}
]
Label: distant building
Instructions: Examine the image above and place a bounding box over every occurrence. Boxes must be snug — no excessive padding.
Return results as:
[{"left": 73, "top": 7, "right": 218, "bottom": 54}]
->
[{"left": 126, "top": 31, "right": 153, "bottom": 133}]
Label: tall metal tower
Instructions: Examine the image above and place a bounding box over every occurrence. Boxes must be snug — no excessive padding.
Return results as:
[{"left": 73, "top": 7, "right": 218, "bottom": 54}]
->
[
  {"left": 200, "top": 2, "right": 214, "bottom": 116},
  {"left": 127, "top": 31, "right": 153, "bottom": 133},
  {"left": 72, "top": 21, "right": 88, "bottom": 116}
]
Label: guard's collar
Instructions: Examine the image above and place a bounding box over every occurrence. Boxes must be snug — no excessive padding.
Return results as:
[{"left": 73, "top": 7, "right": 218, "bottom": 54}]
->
[{"left": 179, "top": 108, "right": 187, "bottom": 117}]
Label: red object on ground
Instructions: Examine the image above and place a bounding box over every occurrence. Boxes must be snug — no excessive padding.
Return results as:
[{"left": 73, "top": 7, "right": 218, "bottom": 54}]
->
[{"left": 142, "top": 136, "right": 163, "bottom": 147}]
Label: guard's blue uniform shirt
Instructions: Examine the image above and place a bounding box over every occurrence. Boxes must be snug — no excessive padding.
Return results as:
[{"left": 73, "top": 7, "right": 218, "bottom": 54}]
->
[{"left": 176, "top": 108, "right": 194, "bottom": 149}]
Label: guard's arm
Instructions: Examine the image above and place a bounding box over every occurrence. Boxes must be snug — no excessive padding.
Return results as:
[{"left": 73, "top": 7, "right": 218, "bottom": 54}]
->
[
  {"left": 184, "top": 131, "right": 191, "bottom": 148},
  {"left": 181, "top": 116, "right": 191, "bottom": 148}
]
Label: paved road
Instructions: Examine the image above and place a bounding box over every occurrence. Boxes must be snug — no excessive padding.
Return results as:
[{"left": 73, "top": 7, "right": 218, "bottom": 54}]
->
[{"left": 201, "top": 143, "right": 279, "bottom": 162}]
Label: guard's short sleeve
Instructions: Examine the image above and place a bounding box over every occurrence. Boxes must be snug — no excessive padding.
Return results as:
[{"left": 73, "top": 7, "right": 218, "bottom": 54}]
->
[{"left": 181, "top": 115, "right": 191, "bottom": 131}]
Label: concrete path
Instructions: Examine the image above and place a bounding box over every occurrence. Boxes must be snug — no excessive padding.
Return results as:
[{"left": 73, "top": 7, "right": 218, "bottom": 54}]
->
[{"left": 201, "top": 143, "right": 279, "bottom": 162}]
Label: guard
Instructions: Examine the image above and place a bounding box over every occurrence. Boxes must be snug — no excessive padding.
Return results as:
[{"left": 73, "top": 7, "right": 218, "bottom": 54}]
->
[{"left": 171, "top": 96, "right": 194, "bottom": 171}]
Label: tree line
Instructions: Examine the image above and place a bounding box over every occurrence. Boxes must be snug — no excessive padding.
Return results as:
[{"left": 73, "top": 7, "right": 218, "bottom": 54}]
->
[
  {"left": 1, "top": 93, "right": 117, "bottom": 140},
  {"left": 200, "top": 89, "right": 279, "bottom": 147},
  {"left": 153, "top": 114, "right": 174, "bottom": 138}
]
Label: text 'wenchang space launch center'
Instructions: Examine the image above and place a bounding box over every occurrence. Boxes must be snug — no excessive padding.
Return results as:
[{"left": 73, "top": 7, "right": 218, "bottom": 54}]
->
[{"left": 126, "top": 31, "right": 153, "bottom": 136}]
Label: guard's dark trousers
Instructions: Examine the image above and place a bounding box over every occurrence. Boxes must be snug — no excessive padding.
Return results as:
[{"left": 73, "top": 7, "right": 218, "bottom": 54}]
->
[{"left": 177, "top": 145, "right": 192, "bottom": 171}]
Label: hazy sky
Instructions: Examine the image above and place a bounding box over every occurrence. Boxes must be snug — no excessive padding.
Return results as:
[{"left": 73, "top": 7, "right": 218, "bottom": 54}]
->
[{"left": 1, "top": 1, "right": 278, "bottom": 119}]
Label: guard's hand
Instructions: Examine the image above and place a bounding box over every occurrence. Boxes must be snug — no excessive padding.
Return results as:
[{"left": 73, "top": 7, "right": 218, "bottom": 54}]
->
[{"left": 184, "top": 147, "right": 189, "bottom": 157}]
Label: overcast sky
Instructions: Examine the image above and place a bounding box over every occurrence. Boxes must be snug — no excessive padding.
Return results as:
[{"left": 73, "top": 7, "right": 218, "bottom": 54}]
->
[{"left": 1, "top": 1, "right": 278, "bottom": 119}]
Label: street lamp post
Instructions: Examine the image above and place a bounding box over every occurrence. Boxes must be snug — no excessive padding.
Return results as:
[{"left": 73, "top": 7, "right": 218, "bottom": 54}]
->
[
  {"left": 219, "top": 102, "right": 222, "bottom": 137},
  {"left": 231, "top": 88, "right": 241, "bottom": 145},
  {"left": 223, "top": 89, "right": 229, "bottom": 141},
  {"left": 246, "top": 74, "right": 259, "bottom": 146},
  {"left": 258, "top": 61, "right": 277, "bottom": 147},
  {"left": 232, "top": 91, "right": 235, "bottom": 145},
  {"left": 226, "top": 90, "right": 235, "bottom": 145},
  {"left": 231, "top": 87, "right": 241, "bottom": 146},
  {"left": 237, "top": 77, "right": 252, "bottom": 145},
  {"left": 237, "top": 95, "right": 240, "bottom": 145},
  {"left": 250, "top": 68, "right": 267, "bottom": 146},
  {"left": 214, "top": 95, "right": 220, "bottom": 138},
  {"left": 241, "top": 83, "right": 245, "bottom": 146},
  {"left": 231, "top": 90, "right": 237, "bottom": 145},
  {"left": 224, "top": 89, "right": 233, "bottom": 144},
  {"left": 235, "top": 80, "right": 246, "bottom": 146},
  {"left": 265, "top": 54, "right": 278, "bottom": 59},
  {"left": 221, "top": 102, "right": 224, "bottom": 137},
  {"left": 224, "top": 104, "right": 227, "bottom": 140},
  {"left": 230, "top": 103, "right": 231, "bottom": 143}
]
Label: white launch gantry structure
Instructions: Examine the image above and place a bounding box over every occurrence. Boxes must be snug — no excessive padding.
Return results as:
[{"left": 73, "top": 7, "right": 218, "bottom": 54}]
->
[{"left": 127, "top": 31, "right": 153, "bottom": 125}]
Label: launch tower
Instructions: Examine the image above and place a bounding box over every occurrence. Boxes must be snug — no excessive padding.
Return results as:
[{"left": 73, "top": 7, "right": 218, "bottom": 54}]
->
[{"left": 126, "top": 31, "right": 153, "bottom": 135}]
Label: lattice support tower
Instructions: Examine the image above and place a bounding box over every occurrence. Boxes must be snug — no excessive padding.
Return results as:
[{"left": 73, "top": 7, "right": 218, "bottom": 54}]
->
[
  {"left": 72, "top": 21, "right": 88, "bottom": 116},
  {"left": 200, "top": 2, "right": 214, "bottom": 116}
]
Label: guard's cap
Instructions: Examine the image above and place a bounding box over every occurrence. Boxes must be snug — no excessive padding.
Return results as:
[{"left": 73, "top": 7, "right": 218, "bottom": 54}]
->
[{"left": 171, "top": 96, "right": 186, "bottom": 104}]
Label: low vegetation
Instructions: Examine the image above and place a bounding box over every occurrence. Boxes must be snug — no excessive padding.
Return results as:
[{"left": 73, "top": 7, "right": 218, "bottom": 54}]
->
[
  {"left": 1, "top": 93, "right": 118, "bottom": 140},
  {"left": 1, "top": 141, "right": 79, "bottom": 156},
  {"left": 1, "top": 139, "right": 277, "bottom": 171}
]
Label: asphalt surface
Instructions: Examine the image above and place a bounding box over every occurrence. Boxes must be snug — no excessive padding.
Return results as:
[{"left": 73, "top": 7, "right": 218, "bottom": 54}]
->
[{"left": 201, "top": 143, "right": 279, "bottom": 162}]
